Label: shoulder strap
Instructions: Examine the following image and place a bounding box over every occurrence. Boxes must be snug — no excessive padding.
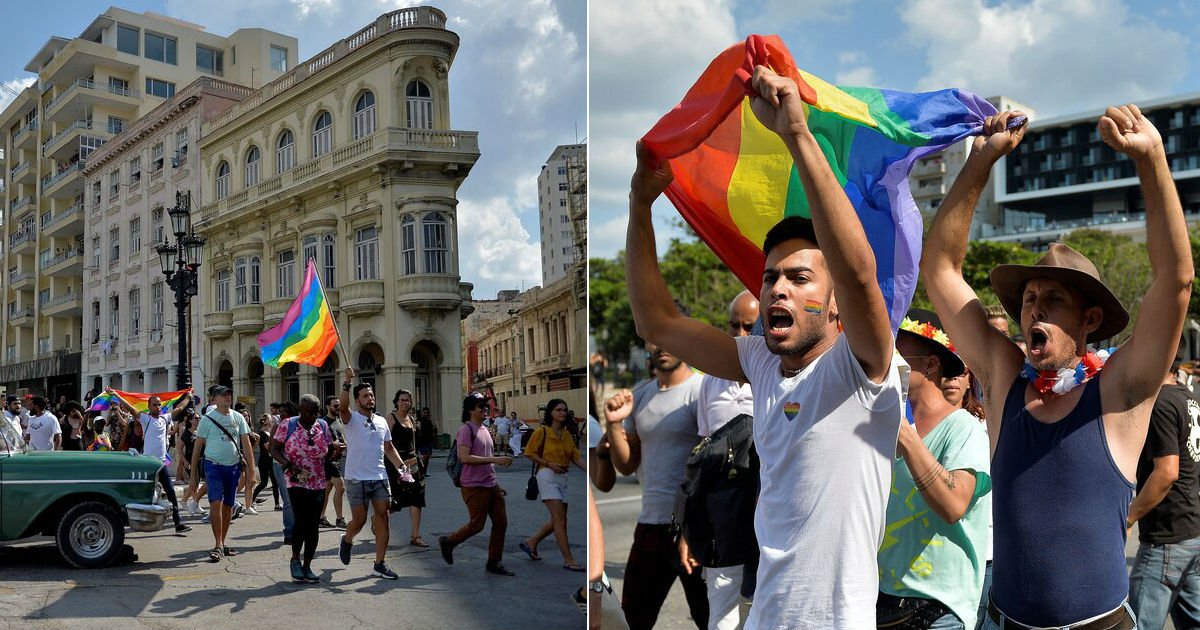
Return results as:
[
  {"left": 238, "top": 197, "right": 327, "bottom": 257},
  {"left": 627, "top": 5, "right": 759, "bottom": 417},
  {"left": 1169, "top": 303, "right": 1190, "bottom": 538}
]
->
[
  {"left": 204, "top": 411, "right": 243, "bottom": 452},
  {"left": 285, "top": 417, "right": 300, "bottom": 443},
  {"left": 537, "top": 426, "right": 548, "bottom": 458},
  {"left": 318, "top": 418, "right": 332, "bottom": 442}
]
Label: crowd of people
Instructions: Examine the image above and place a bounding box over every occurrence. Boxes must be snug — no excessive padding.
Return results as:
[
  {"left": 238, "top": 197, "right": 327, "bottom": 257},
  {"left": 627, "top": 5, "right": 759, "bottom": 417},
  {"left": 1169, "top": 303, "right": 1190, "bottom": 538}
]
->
[
  {"left": 0, "top": 368, "right": 590, "bottom": 591},
  {"left": 587, "top": 64, "right": 1200, "bottom": 630}
]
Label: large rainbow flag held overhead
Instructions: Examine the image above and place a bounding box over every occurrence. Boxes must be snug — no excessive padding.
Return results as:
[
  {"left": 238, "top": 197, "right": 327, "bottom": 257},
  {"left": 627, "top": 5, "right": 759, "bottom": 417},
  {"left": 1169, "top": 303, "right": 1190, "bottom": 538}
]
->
[
  {"left": 642, "top": 35, "right": 999, "bottom": 331},
  {"left": 89, "top": 388, "right": 191, "bottom": 414},
  {"left": 257, "top": 258, "right": 339, "bottom": 368}
]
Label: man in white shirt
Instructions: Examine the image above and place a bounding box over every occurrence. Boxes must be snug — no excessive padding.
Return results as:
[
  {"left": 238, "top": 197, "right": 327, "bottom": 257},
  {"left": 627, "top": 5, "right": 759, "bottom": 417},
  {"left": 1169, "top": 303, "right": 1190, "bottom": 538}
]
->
[
  {"left": 495, "top": 412, "right": 511, "bottom": 455},
  {"left": 337, "top": 367, "right": 410, "bottom": 580},
  {"left": 510, "top": 413, "right": 526, "bottom": 457},
  {"left": 24, "top": 396, "right": 62, "bottom": 451},
  {"left": 622, "top": 66, "right": 903, "bottom": 629},
  {"left": 113, "top": 388, "right": 192, "bottom": 534},
  {"left": 2, "top": 395, "right": 26, "bottom": 438}
]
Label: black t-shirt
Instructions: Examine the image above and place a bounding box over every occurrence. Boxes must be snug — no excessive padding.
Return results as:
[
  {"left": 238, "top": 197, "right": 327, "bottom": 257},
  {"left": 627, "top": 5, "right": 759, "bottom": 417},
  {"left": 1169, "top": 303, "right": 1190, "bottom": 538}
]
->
[{"left": 1136, "top": 384, "right": 1200, "bottom": 543}]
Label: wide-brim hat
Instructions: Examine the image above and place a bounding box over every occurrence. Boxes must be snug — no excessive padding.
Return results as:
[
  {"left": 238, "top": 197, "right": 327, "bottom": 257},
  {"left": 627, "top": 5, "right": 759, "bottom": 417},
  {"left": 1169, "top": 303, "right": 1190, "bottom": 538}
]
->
[
  {"left": 897, "top": 308, "right": 966, "bottom": 378},
  {"left": 990, "top": 242, "right": 1128, "bottom": 343}
]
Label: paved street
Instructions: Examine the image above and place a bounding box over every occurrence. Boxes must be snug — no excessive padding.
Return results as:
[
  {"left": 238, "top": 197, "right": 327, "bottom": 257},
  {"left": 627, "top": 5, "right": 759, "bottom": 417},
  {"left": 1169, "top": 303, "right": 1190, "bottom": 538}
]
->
[
  {"left": 0, "top": 452, "right": 586, "bottom": 629},
  {"left": 596, "top": 472, "right": 1158, "bottom": 630}
]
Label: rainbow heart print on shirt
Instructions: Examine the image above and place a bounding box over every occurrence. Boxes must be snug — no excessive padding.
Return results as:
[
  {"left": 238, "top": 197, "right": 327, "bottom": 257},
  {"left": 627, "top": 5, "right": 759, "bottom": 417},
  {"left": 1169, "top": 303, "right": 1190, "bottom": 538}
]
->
[{"left": 783, "top": 402, "right": 801, "bottom": 421}]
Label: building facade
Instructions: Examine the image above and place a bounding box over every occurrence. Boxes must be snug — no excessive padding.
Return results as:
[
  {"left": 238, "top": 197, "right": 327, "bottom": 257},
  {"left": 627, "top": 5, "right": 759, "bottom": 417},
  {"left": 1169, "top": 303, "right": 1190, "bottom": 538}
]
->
[
  {"left": 0, "top": 7, "right": 295, "bottom": 399},
  {"left": 987, "top": 93, "right": 1200, "bottom": 247},
  {"left": 196, "top": 7, "right": 478, "bottom": 434},
  {"left": 81, "top": 78, "right": 252, "bottom": 396},
  {"left": 465, "top": 277, "right": 586, "bottom": 421},
  {"left": 538, "top": 143, "right": 585, "bottom": 286}
]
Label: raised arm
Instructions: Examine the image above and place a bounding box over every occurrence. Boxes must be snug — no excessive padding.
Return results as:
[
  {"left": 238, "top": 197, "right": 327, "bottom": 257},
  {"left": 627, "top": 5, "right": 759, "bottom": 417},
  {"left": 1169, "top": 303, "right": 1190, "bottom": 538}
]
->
[
  {"left": 626, "top": 142, "right": 744, "bottom": 383},
  {"left": 338, "top": 367, "right": 353, "bottom": 423},
  {"left": 922, "top": 112, "right": 1028, "bottom": 392},
  {"left": 1100, "top": 105, "right": 1194, "bottom": 409},
  {"left": 749, "top": 66, "right": 892, "bottom": 381},
  {"left": 603, "top": 389, "right": 641, "bottom": 476},
  {"left": 170, "top": 393, "right": 192, "bottom": 421}
]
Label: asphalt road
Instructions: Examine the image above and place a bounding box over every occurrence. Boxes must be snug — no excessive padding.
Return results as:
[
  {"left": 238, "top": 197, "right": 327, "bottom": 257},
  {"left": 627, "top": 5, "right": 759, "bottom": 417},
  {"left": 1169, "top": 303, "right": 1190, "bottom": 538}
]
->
[
  {"left": 0, "top": 452, "right": 586, "bottom": 629},
  {"left": 596, "top": 472, "right": 1157, "bottom": 630}
]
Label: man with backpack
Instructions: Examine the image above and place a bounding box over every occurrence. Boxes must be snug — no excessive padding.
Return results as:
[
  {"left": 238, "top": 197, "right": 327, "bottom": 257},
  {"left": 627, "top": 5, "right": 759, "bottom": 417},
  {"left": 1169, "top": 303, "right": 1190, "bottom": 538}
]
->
[
  {"left": 439, "top": 392, "right": 516, "bottom": 575},
  {"left": 187, "top": 385, "right": 255, "bottom": 563},
  {"left": 336, "top": 368, "right": 410, "bottom": 580},
  {"left": 678, "top": 290, "right": 759, "bottom": 630}
]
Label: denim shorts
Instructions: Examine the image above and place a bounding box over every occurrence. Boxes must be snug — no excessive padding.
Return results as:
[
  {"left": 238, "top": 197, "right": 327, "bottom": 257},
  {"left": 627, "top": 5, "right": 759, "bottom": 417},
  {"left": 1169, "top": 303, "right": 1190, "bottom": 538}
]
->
[
  {"left": 345, "top": 479, "right": 390, "bottom": 508},
  {"left": 204, "top": 460, "right": 242, "bottom": 506}
]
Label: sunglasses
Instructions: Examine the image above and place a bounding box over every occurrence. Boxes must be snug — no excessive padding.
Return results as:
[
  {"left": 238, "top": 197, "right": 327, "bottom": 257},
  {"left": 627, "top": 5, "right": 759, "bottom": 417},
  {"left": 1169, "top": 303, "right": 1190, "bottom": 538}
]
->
[
  {"left": 729, "top": 321, "right": 755, "bottom": 333},
  {"left": 364, "top": 418, "right": 377, "bottom": 432}
]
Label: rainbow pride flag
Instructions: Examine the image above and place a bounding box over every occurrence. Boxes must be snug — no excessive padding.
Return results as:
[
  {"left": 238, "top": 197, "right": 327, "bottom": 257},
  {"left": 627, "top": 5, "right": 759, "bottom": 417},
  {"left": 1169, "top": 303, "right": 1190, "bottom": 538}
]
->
[
  {"left": 257, "top": 258, "right": 339, "bottom": 368},
  {"left": 89, "top": 389, "right": 191, "bottom": 414},
  {"left": 642, "top": 35, "right": 997, "bottom": 330}
]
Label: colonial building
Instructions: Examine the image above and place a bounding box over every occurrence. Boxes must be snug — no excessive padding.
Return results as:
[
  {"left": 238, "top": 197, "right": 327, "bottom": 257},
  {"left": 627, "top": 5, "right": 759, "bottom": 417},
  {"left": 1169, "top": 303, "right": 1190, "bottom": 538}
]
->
[
  {"left": 196, "top": 7, "right": 478, "bottom": 434},
  {"left": 465, "top": 277, "right": 586, "bottom": 421},
  {"left": 81, "top": 78, "right": 253, "bottom": 395},
  {"left": 0, "top": 7, "right": 295, "bottom": 399}
]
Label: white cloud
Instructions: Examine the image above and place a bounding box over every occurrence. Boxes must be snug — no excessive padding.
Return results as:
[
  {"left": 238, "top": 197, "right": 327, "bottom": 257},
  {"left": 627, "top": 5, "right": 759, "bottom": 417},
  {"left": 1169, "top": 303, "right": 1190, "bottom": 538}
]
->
[
  {"left": 588, "top": 0, "right": 738, "bottom": 258},
  {"left": 0, "top": 77, "right": 36, "bottom": 118},
  {"left": 457, "top": 196, "right": 542, "bottom": 292},
  {"left": 835, "top": 65, "right": 877, "bottom": 87},
  {"left": 901, "top": 0, "right": 1189, "bottom": 117}
]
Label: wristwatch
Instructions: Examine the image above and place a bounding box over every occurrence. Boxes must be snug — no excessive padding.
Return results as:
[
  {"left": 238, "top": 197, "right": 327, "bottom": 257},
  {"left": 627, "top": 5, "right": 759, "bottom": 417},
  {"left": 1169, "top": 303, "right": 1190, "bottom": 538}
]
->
[{"left": 589, "top": 575, "right": 610, "bottom": 594}]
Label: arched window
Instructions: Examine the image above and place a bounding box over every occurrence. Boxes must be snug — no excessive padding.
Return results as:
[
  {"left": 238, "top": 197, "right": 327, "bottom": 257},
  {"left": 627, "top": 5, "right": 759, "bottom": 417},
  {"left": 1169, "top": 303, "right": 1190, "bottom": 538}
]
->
[
  {"left": 234, "top": 257, "right": 247, "bottom": 305},
  {"left": 245, "top": 146, "right": 260, "bottom": 187},
  {"left": 215, "top": 161, "right": 230, "bottom": 199},
  {"left": 422, "top": 211, "right": 448, "bottom": 274},
  {"left": 401, "top": 215, "right": 416, "bottom": 275},
  {"left": 276, "top": 129, "right": 294, "bottom": 173},
  {"left": 249, "top": 256, "right": 261, "bottom": 304},
  {"left": 303, "top": 234, "right": 318, "bottom": 269},
  {"left": 353, "top": 91, "right": 376, "bottom": 139},
  {"left": 312, "top": 111, "right": 332, "bottom": 157},
  {"left": 406, "top": 80, "right": 433, "bottom": 129}
]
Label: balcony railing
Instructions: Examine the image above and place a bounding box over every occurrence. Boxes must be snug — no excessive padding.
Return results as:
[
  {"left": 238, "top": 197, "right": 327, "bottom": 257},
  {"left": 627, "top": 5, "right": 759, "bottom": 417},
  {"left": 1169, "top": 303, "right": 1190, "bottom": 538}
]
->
[
  {"left": 40, "top": 246, "right": 83, "bottom": 270},
  {"left": 7, "top": 270, "right": 33, "bottom": 285},
  {"left": 9, "top": 230, "right": 35, "bottom": 250},
  {"left": 42, "top": 120, "right": 92, "bottom": 153},
  {"left": 7, "top": 305, "right": 33, "bottom": 319},
  {"left": 10, "top": 161, "right": 31, "bottom": 180},
  {"left": 41, "top": 202, "right": 81, "bottom": 231},
  {"left": 41, "top": 161, "right": 84, "bottom": 192},
  {"left": 45, "top": 78, "right": 139, "bottom": 113},
  {"left": 43, "top": 292, "right": 79, "bottom": 308},
  {"left": 9, "top": 195, "right": 34, "bottom": 212},
  {"left": 13, "top": 119, "right": 37, "bottom": 143}
]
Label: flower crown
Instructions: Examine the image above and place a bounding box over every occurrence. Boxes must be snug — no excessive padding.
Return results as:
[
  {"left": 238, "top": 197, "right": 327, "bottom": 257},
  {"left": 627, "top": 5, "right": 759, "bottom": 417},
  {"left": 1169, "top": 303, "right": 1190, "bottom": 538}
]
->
[{"left": 899, "top": 317, "right": 955, "bottom": 353}]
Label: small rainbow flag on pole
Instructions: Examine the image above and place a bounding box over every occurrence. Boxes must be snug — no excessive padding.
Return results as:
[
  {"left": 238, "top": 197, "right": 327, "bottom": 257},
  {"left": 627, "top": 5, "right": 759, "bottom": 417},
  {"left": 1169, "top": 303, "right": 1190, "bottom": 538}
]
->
[
  {"left": 89, "top": 389, "right": 191, "bottom": 414},
  {"left": 642, "top": 35, "right": 1000, "bottom": 331},
  {"left": 257, "top": 258, "right": 340, "bottom": 368}
]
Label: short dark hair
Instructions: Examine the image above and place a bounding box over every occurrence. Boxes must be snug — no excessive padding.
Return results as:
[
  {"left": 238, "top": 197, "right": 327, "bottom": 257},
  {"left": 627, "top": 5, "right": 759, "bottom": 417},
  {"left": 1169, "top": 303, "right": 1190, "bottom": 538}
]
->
[
  {"left": 281, "top": 401, "right": 298, "bottom": 417},
  {"left": 324, "top": 395, "right": 338, "bottom": 410},
  {"left": 353, "top": 384, "right": 373, "bottom": 399},
  {"left": 29, "top": 396, "right": 47, "bottom": 411},
  {"left": 762, "top": 216, "right": 819, "bottom": 259}
]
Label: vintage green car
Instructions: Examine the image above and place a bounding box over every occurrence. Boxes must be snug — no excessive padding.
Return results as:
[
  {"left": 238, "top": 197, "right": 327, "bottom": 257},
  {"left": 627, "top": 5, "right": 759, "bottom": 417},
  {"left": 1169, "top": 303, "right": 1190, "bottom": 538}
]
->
[{"left": 0, "top": 419, "right": 169, "bottom": 568}]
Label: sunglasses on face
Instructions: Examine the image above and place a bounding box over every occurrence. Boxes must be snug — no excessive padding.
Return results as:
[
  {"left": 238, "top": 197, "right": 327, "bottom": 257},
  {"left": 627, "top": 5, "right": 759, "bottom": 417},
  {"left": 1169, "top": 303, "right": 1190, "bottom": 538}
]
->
[{"left": 729, "top": 321, "right": 755, "bottom": 333}]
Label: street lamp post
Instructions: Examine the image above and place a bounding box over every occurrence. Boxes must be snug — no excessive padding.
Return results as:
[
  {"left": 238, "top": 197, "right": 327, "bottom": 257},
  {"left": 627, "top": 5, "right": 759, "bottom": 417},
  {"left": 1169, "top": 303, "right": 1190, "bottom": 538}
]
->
[{"left": 155, "top": 191, "right": 206, "bottom": 391}]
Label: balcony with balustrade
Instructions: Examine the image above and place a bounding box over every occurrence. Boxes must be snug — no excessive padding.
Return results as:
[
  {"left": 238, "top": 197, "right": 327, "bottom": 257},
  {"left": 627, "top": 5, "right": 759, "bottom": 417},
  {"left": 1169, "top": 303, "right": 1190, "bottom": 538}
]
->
[
  {"left": 42, "top": 291, "right": 82, "bottom": 318},
  {"left": 9, "top": 229, "right": 36, "bottom": 256},
  {"left": 7, "top": 269, "right": 35, "bottom": 291},
  {"left": 41, "top": 246, "right": 83, "bottom": 277},
  {"left": 8, "top": 305, "right": 34, "bottom": 328},
  {"left": 12, "top": 119, "right": 38, "bottom": 151},
  {"left": 9, "top": 160, "right": 34, "bottom": 186},
  {"left": 231, "top": 304, "right": 264, "bottom": 334},
  {"left": 203, "top": 312, "right": 233, "bottom": 339},
  {"left": 394, "top": 275, "right": 466, "bottom": 313},
  {"left": 44, "top": 76, "right": 140, "bottom": 124},
  {"left": 41, "top": 201, "right": 84, "bottom": 238},
  {"left": 340, "top": 280, "right": 385, "bottom": 316},
  {"left": 42, "top": 161, "right": 85, "bottom": 199}
]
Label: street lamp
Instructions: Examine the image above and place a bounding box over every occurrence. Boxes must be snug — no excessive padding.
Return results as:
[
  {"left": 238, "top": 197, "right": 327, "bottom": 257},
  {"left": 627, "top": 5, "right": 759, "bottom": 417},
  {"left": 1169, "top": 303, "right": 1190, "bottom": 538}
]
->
[{"left": 156, "top": 191, "right": 206, "bottom": 391}]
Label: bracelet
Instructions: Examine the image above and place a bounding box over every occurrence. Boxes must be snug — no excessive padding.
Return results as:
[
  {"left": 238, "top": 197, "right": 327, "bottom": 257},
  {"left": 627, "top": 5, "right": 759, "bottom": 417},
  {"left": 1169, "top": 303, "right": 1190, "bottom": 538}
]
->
[{"left": 342, "top": 382, "right": 352, "bottom": 391}]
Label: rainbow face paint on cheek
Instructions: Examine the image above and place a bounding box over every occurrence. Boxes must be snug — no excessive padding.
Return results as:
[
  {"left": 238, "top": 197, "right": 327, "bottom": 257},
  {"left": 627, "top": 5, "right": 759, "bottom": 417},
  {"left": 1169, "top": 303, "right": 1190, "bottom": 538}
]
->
[{"left": 803, "top": 299, "right": 824, "bottom": 315}]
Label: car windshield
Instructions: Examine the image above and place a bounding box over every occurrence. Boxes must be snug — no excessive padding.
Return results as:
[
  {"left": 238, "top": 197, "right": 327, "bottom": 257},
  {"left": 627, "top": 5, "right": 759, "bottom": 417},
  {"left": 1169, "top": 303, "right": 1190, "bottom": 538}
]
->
[{"left": 0, "top": 419, "right": 26, "bottom": 453}]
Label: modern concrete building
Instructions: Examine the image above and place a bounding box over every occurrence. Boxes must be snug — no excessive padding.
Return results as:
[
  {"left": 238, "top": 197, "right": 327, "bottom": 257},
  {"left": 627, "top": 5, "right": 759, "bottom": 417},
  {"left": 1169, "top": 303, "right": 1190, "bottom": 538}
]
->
[
  {"left": 465, "top": 277, "right": 586, "bottom": 421},
  {"left": 0, "top": 7, "right": 296, "bottom": 399},
  {"left": 538, "top": 143, "right": 585, "bottom": 286},
  {"left": 81, "top": 77, "right": 252, "bottom": 396},
  {"left": 985, "top": 92, "right": 1200, "bottom": 247},
  {"left": 195, "top": 7, "right": 479, "bottom": 431}
]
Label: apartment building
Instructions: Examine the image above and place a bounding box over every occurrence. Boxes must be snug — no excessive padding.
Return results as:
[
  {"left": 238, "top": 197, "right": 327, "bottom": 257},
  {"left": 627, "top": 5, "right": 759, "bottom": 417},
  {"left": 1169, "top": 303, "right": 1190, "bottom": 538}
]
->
[
  {"left": 195, "top": 7, "right": 479, "bottom": 428},
  {"left": 465, "top": 277, "right": 586, "bottom": 421},
  {"left": 81, "top": 78, "right": 252, "bottom": 396},
  {"left": 538, "top": 143, "right": 586, "bottom": 286},
  {"left": 0, "top": 7, "right": 296, "bottom": 398},
  {"left": 980, "top": 93, "right": 1200, "bottom": 247}
]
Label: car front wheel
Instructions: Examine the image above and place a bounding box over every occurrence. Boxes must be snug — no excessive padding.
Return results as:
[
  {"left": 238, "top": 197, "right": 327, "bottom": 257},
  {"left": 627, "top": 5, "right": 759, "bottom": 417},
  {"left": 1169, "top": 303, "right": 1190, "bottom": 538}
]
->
[{"left": 55, "top": 501, "right": 125, "bottom": 569}]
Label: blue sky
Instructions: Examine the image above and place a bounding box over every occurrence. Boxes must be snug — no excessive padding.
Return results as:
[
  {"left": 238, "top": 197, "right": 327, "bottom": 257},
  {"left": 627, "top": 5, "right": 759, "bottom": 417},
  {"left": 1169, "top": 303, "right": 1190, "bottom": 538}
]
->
[
  {"left": 0, "top": 0, "right": 586, "bottom": 300},
  {"left": 590, "top": 0, "right": 1200, "bottom": 258}
]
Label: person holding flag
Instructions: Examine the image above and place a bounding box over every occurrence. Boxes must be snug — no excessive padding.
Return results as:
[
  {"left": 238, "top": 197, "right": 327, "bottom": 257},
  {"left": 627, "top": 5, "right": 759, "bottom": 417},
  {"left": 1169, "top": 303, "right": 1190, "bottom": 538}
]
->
[{"left": 107, "top": 387, "right": 194, "bottom": 534}]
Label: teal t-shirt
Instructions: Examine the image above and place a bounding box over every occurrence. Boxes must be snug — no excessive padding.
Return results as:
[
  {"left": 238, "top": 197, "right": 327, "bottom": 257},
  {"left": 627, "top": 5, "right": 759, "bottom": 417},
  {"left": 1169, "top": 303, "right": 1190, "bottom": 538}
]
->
[
  {"left": 878, "top": 408, "right": 991, "bottom": 627},
  {"left": 197, "top": 408, "right": 250, "bottom": 466}
]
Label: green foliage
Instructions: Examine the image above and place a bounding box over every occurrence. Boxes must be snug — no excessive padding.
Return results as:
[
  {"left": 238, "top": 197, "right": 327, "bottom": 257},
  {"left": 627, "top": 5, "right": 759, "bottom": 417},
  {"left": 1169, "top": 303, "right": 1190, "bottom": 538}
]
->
[
  {"left": 1061, "top": 229, "right": 1151, "bottom": 344},
  {"left": 589, "top": 254, "right": 637, "bottom": 365}
]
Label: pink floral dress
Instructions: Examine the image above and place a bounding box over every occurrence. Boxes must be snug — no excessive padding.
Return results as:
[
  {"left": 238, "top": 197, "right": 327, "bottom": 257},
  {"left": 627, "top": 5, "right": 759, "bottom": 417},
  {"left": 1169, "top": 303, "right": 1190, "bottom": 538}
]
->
[{"left": 273, "top": 418, "right": 333, "bottom": 490}]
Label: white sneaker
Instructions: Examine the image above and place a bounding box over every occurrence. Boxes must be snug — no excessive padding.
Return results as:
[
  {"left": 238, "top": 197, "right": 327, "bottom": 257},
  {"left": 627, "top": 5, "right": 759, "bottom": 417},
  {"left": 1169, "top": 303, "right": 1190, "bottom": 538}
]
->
[
  {"left": 186, "top": 499, "right": 197, "bottom": 515},
  {"left": 244, "top": 506, "right": 260, "bottom": 516}
]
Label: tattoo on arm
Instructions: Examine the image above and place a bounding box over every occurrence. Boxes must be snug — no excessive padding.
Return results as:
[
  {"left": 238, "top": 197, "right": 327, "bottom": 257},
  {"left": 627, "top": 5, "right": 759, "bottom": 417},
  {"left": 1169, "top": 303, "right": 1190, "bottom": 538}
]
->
[{"left": 945, "top": 469, "right": 958, "bottom": 490}]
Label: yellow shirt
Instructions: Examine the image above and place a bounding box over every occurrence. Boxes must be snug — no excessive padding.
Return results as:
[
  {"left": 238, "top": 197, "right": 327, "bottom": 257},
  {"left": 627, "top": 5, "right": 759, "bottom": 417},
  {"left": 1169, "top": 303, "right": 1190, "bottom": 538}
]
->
[{"left": 525, "top": 425, "right": 580, "bottom": 470}]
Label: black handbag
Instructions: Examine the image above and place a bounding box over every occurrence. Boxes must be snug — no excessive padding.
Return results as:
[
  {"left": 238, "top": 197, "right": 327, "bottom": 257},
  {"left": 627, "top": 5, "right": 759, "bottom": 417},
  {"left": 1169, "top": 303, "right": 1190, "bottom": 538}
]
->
[
  {"left": 525, "top": 427, "right": 546, "bottom": 501},
  {"left": 674, "top": 413, "right": 759, "bottom": 567}
]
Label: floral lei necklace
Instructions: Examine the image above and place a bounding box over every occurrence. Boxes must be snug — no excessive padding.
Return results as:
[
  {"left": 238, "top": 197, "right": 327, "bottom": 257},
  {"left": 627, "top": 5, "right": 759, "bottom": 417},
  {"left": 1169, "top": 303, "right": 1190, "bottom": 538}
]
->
[{"left": 1022, "top": 348, "right": 1114, "bottom": 395}]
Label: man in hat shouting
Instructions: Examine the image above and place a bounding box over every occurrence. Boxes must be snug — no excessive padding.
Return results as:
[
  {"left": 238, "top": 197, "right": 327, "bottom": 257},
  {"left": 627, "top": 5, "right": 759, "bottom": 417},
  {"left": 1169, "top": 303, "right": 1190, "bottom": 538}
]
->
[
  {"left": 923, "top": 105, "right": 1193, "bottom": 628},
  {"left": 879, "top": 309, "right": 991, "bottom": 628}
]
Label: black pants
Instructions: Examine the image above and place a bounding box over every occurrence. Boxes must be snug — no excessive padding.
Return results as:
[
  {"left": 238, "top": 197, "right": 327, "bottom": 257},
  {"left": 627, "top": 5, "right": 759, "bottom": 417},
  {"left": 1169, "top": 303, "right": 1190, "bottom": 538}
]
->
[
  {"left": 622, "top": 523, "right": 708, "bottom": 630},
  {"left": 254, "top": 459, "right": 278, "bottom": 505},
  {"left": 156, "top": 466, "right": 181, "bottom": 528},
  {"left": 288, "top": 487, "right": 324, "bottom": 566}
]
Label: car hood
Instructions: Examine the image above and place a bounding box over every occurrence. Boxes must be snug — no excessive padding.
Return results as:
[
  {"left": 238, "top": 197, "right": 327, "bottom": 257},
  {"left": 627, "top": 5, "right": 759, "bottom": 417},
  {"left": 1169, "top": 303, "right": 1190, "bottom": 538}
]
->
[{"left": 1, "top": 450, "right": 162, "bottom": 480}]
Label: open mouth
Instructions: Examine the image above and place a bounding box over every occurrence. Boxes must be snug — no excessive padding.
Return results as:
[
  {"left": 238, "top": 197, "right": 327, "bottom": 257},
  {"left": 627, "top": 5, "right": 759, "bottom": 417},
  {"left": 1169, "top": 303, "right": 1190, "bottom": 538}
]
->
[
  {"left": 767, "top": 306, "right": 795, "bottom": 337},
  {"left": 1027, "top": 326, "right": 1049, "bottom": 357}
]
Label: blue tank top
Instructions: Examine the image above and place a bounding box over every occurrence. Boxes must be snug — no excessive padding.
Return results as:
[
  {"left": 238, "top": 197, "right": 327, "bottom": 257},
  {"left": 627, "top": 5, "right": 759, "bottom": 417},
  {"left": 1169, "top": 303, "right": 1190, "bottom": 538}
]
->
[{"left": 991, "top": 375, "right": 1134, "bottom": 626}]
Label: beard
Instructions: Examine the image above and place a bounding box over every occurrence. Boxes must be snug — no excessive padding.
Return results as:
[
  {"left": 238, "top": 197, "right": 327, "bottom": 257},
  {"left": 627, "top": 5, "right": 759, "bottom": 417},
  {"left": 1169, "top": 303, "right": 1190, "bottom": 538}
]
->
[{"left": 765, "top": 317, "right": 829, "bottom": 357}]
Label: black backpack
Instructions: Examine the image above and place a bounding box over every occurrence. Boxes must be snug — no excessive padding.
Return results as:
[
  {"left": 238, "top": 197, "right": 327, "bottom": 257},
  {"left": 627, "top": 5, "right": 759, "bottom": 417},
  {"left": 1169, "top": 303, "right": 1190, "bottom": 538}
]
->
[
  {"left": 446, "top": 425, "right": 477, "bottom": 487},
  {"left": 674, "top": 413, "right": 759, "bottom": 568}
]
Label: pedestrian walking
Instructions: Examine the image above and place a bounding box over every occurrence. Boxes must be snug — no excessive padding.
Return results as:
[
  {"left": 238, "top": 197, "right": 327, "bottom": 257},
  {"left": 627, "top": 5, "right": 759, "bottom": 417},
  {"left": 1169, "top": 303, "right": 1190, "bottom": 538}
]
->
[
  {"left": 188, "top": 385, "right": 255, "bottom": 562},
  {"left": 520, "top": 398, "right": 586, "bottom": 571},
  {"left": 386, "top": 389, "right": 428, "bottom": 547}
]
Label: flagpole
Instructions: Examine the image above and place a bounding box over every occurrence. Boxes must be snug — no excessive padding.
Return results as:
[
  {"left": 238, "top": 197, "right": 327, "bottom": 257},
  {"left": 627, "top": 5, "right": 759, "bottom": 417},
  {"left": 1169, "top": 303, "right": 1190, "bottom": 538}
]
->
[{"left": 311, "top": 257, "right": 352, "bottom": 369}]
